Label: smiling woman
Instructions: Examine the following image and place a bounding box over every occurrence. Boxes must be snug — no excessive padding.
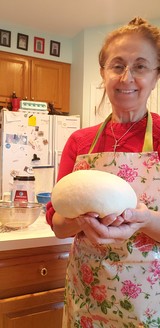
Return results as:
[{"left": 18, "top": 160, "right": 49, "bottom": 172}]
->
[
  {"left": 46, "top": 17, "right": 160, "bottom": 327},
  {"left": 99, "top": 20, "right": 160, "bottom": 122}
]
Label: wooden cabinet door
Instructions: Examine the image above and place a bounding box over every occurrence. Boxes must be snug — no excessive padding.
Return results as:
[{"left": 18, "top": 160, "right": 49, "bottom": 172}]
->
[
  {"left": 0, "top": 52, "right": 30, "bottom": 102},
  {"left": 31, "top": 59, "right": 70, "bottom": 112},
  {"left": 0, "top": 246, "right": 69, "bottom": 299},
  {"left": 0, "top": 288, "right": 64, "bottom": 328}
]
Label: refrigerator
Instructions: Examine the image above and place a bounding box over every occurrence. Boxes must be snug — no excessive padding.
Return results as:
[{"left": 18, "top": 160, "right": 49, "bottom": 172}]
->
[{"left": 0, "top": 109, "right": 80, "bottom": 199}]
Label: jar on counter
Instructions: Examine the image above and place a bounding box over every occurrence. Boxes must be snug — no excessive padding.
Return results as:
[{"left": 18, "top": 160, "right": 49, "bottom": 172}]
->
[{"left": 12, "top": 176, "right": 35, "bottom": 202}]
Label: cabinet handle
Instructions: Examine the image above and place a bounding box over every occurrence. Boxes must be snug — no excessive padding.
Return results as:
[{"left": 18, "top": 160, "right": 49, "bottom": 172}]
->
[{"left": 40, "top": 267, "right": 48, "bottom": 276}]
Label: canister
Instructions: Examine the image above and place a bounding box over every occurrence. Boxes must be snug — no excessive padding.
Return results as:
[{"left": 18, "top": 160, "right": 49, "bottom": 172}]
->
[{"left": 12, "top": 176, "right": 35, "bottom": 202}]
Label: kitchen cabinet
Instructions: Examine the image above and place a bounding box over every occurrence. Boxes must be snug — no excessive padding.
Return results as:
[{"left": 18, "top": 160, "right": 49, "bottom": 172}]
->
[
  {"left": 0, "top": 52, "right": 30, "bottom": 106},
  {"left": 31, "top": 59, "right": 70, "bottom": 112},
  {"left": 0, "top": 51, "right": 70, "bottom": 113},
  {"left": 0, "top": 244, "right": 71, "bottom": 328}
]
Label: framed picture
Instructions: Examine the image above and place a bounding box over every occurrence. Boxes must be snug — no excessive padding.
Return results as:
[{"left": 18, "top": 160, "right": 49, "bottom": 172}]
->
[
  {"left": 0, "top": 29, "right": 11, "bottom": 47},
  {"left": 34, "top": 37, "right": 45, "bottom": 54},
  {"left": 50, "top": 40, "right": 60, "bottom": 57},
  {"left": 17, "top": 33, "right": 29, "bottom": 51}
]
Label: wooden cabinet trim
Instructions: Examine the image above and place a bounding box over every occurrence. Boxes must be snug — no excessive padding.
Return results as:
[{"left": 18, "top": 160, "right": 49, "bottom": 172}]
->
[{"left": 0, "top": 244, "right": 71, "bottom": 260}]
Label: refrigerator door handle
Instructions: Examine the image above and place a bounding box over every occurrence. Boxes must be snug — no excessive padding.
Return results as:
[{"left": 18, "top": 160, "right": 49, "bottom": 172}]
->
[
  {"left": 48, "top": 148, "right": 52, "bottom": 166},
  {"left": 54, "top": 150, "right": 62, "bottom": 184},
  {"left": 48, "top": 115, "right": 53, "bottom": 166}
]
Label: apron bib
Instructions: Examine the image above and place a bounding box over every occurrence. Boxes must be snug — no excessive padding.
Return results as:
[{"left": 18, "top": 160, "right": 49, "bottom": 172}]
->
[{"left": 62, "top": 113, "right": 160, "bottom": 328}]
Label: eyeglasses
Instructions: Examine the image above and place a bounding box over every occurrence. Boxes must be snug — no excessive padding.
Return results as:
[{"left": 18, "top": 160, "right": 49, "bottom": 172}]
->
[{"left": 103, "top": 63, "right": 159, "bottom": 78}]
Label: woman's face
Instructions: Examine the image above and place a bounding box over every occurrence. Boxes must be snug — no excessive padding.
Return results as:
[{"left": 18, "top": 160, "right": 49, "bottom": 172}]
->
[{"left": 101, "top": 34, "right": 159, "bottom": 115}]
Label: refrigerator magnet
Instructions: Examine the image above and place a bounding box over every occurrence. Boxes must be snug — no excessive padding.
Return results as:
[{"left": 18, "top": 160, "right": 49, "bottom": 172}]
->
[{"left": 28, "top": 115, "right": 36, "bottom": 126}]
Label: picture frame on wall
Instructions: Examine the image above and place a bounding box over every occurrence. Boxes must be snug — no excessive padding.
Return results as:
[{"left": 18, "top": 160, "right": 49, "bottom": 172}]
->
[
  {"left": 50, "top": 40, "right": 60, "bottom": 57},
  {"left": 34, "top": 37, "right": 45, "bottom": 54},
  {"left": 0, "top": 29, "right": 11, "bottom": 47},
  {"left": 17, "top": 33, "right": 29, "bottom": 51}
]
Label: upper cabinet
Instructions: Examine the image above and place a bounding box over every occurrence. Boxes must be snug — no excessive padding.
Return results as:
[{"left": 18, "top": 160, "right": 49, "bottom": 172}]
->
[
  {"left": 0, "top": 52, "right": 30, "bottom": 103},
  {"left": 31, "top": 59, "right": 70, "bottom": 112},
  {"left": 0, "top": 52, "right": 70, "bottom": 113}
]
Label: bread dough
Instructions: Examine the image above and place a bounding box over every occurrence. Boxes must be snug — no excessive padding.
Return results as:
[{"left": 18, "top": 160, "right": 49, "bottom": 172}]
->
[{"left": 51, "top": 170, "right": 137, "bottom": 218}]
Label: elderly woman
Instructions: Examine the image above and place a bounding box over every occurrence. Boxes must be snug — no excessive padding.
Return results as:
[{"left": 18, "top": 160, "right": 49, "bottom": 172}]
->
[{"left": 47, "top": 17, "right": 160, "bottom": 327}]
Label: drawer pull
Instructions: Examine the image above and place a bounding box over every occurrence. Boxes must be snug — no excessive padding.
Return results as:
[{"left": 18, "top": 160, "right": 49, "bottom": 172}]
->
[{"left": 40, "top": 267, "right": 48, "bottom": 276}]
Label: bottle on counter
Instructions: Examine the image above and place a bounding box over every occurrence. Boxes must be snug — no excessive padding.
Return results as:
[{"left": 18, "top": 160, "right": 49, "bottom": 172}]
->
[{"left": 11, "top": 91, "right": 20, "bottom": 111}]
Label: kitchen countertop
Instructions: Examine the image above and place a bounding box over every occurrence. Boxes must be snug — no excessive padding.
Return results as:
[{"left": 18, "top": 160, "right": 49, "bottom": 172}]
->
[{"left": 0, "top": 211, "right": 73, "bottom": 251}]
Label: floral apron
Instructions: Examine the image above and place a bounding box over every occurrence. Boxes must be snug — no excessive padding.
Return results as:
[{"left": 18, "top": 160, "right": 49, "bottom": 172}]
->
[{"left": 62, "top": 112, "right": 160, "bottom": 328}]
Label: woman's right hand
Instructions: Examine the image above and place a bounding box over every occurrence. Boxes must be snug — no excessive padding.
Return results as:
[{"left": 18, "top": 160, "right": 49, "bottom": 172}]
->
[
  {"left": 52, "top": 211, "right": 124, "bottom": 242},
  {"left": 76, "top": 212, "right": 119, "bottom": 244}
]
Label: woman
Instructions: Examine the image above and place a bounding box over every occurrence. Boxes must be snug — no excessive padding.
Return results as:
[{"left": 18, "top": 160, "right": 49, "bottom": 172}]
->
[{"left": 46, "top": 17, "right": 160, "bottom": 327}]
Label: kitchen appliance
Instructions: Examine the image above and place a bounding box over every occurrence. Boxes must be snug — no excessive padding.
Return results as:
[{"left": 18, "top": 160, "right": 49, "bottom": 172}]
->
[{"left": 0, "top": 107, "right": 80, "bottom": 199}]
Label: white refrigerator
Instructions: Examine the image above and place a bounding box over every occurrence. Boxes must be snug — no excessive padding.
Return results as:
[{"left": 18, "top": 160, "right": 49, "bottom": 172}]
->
[{"left": 0, "top": 109, "right": 80, "bottom": 199}]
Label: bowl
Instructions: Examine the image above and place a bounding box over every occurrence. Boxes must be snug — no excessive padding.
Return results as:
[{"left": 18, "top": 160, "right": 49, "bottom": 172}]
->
[
  {"left": 36, "top": 192, "right": 51, "bottom": 204},
  {"left": 0, "top": 201, "right": 42, "bottom": 229}
]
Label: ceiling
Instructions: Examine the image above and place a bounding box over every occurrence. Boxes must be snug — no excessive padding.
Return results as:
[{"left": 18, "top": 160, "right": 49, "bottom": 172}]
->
[{"left": 1, "top": 0, "right": 160, "bottom": 38}]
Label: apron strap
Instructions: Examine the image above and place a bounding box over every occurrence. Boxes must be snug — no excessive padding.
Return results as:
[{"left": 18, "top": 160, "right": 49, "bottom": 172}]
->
[
  {"left": 88, "top": 111, "right": 153, "bottom": 154},
  {"left": 88, "top": 114, "right": 112, "bottom": 154},
  {"left": 142, "top": 111, "right": 153, "bottom": 152}
]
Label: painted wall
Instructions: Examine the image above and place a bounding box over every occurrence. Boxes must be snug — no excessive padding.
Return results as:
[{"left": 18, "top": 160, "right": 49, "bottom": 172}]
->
[
  {"left": 0, "top": 22, "right": 72, "bottom": 63},
  {"left": 70, "top": 23, "right": 120, "bottom": 126},
  {"left": 69, "top": 31, "right": 85, "bottom": 118}
]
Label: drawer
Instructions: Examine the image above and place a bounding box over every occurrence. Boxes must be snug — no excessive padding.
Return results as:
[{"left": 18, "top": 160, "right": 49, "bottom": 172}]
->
[{"left": 0, "top": 246, "right": 70, "bottom": 299}]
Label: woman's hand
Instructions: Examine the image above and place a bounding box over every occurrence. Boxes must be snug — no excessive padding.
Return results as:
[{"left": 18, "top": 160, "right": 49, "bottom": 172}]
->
[
  {"left": 76, "top": 203, "right": 152, "bottom": 244},
  {"left": 53, "top": 203, "right": 160, "bottom": 243}
]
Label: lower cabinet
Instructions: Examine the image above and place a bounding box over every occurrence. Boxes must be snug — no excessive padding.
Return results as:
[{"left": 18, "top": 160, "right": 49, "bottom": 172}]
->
[{"left": 0, "top": 244, "right": 71, "bottom": 328}]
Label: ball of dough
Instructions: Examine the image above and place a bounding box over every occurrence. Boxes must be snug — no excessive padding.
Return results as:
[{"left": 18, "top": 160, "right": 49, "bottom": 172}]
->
[{"left": 51, "top": 170, "right": 137, "bottom": 219}]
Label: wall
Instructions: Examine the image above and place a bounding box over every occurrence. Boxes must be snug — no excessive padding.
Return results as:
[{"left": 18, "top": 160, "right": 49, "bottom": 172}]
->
[
  {"left": 69, "top": 31, "right": 85, "bottom": 118},
  {"left": 70, "top": 24, "right": 119, "bottom": 126},
  {"left": 0, "top": 22, "right": 72, "bottom": 63}
]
